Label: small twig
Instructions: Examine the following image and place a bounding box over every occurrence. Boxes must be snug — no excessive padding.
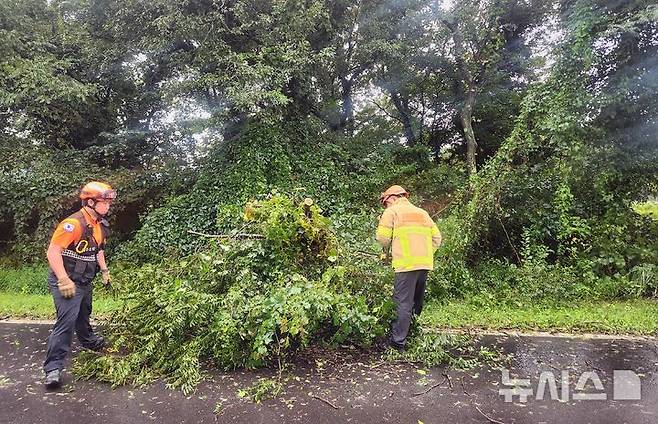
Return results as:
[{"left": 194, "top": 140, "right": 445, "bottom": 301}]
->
[
  {"left": 430, "top": 200, "right": 454, "bottom": 218},
  {"left": 229, "top": 222, "right": 251, "bottom": 241},
  {"left": 442, "top": 372, "right": 453, "bottom": 391},
  {"left": 187, "top": 230, "right": 264, "bottom": 239},
  {"left": 538, "top": 360, "right": 561, "bottom": 371},
  {"left": 355, "top": 250, "right": 379, "bottom": 258},
  {"left": 372, "top": 99, "right": 405, "bottom": 124},
  {"left": 411, "top": 376, "right": 447, "bottom": 397},
  {"left": 311, "top": 394, "right": 340, "bottom": 409},
  {"left": 461, "top": 378, "right": 470, "bottom": 395},
  {"left": 496, "top": 214, "right": 521, "bottom": 264},
  {"left": 475, "top": 406, "right": 507, "bottom": 424},
  {"left": 275, "top": 332, "right": 284, "bottom": 381},
  {"left": 585, "top": 360, "right": 604, "bottom": 373},
  {"left": 201, "top": 21, "right": 214, "bottom": 45}
]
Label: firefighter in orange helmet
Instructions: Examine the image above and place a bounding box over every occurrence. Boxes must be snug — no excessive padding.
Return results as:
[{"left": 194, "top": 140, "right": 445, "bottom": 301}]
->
[
  {"left": 376, "top": 185, "right": 442, "bottom": 350},
  {"left": 44, "top": 182, "right": 116, "bottom": 389}
]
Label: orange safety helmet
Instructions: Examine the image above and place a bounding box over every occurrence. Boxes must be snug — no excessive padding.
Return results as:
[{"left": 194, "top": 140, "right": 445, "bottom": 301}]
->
[
  {"left": 379, "top": 185, "right": 408, "bottom": 206},
  {"left": 80, "top": 181, "right": 117, "bottom": 201}
]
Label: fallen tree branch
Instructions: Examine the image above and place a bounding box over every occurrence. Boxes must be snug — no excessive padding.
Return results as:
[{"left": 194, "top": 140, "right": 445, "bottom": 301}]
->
[{"left": 475, "top": 406, "right": 506, "bottom": 424}]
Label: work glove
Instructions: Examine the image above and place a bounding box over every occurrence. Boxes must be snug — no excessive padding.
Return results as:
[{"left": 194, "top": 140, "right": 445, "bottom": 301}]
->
[
  {"left": 100, "top": 268, "right": 111, "bottom": 286},
  {"left": 57, "top": 276, "right": 76, "bottom": 299}
]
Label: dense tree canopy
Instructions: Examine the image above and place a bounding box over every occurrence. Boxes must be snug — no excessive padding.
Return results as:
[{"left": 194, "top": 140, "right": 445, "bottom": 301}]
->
[{"left": 1, "top": 0, "right": 656, "bottom": 297}]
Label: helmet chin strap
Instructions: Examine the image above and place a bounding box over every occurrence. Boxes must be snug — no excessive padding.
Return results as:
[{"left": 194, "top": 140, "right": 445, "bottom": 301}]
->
[{"left": 85, "top": 200, "right": 106, "bottom": 218}]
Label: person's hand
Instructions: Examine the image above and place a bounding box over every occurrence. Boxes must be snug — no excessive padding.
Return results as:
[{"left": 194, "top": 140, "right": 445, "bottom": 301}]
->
[
  {"left": 380, "top": 252, "right": 391, "bottom": 264},
  {"left": 101, "top": 268, "right": 111, "bottom": 286},
  {"left": 57, "top": 277, "right": 76, "bottom": 298}
]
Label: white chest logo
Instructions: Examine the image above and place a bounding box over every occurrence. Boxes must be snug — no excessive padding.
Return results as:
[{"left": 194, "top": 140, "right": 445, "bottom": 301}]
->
[{"left": 63, "top": 223, "right": 75, "bottom": 233}]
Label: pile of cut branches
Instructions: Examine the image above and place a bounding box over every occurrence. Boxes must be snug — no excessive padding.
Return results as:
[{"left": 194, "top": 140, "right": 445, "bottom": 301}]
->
[{"left": 74, "top": 194, "right": 393, "bottom": 393}]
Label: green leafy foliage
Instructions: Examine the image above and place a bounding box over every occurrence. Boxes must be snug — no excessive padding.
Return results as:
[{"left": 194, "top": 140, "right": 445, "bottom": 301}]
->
[
  {"left": 1, "top": 0, "right": 657, "bottom": 397},
  {"left": 237, "top": 377, "right": 284, "bottom": 403},
  {"left": 384, "top": 331, "right": 506, "bottom": 369},
  {"left": 74, "top": 194, "right": 392, "bottom": 393},
  {"left": 119, "top": 116, "right": 454, "bottom": 263},
  {"left": 0, "top": 141, "right": 191, "bottom": 262}
]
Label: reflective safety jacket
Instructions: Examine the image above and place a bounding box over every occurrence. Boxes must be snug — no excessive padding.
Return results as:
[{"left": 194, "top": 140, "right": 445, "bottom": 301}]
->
[
  {"left": 50, "top": 209, "right": 109, "bottom": 284},
  {"left": 376, "top": 198, "right": 442, "bottom": 272}
]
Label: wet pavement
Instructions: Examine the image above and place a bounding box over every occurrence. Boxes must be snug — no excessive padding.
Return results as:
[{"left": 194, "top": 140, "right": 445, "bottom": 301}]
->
[{"left": 1, "top": 322, "right": 657, "bottom": 423}]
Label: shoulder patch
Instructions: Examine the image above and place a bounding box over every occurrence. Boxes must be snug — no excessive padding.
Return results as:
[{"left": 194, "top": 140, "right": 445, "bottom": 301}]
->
[{"left": 62, "top": 223, "right": 75, "bottom": 233}]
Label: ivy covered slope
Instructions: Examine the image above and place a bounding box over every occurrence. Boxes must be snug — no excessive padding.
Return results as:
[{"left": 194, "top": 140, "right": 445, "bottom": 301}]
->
[
  {"left": 74, "top": 194, "right": 395, "bottom": 394},
  {"left": 119, "top": 116, "right": 465, "bottom": 263}
]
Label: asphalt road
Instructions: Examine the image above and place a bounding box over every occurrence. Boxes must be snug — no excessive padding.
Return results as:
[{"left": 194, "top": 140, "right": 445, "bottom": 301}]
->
[{"left": 1, "top": 322, "right": 657, "bottom": 423}]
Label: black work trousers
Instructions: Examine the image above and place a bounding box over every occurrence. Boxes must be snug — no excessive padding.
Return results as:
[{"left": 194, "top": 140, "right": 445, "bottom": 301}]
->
[
  {"left": 43, "top": 272, "right": 102, "bottom": 373},
  {"left": 390, "top": 269, "right": 429, "bottom": 347}
]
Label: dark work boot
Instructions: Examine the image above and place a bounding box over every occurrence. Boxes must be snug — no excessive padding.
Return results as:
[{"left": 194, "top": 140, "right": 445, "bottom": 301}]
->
[
  {"left": 389, "top": 340, "right": 405, "bottom": 352},
  {"left": 84, "top": 336, "right": 106, "bottom": 352},
  {"left": 44, "top": 369, "right": 61, "bottom": 389}
]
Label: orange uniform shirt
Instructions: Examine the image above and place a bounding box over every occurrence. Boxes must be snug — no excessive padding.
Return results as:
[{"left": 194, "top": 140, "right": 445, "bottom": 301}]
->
[{"left": 50, "top": 208, "right": 105, "bottom": 249}]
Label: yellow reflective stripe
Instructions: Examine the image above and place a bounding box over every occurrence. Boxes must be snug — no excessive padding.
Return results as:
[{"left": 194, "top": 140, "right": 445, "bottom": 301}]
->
[
  {"left": 392, "top": 225, "right": 434, "bottom": 237},
  {"left": 393, "top": 256, "right": 434, "bottom": 265},
  {"left": 386, "top": 224, "right": 437, "bottom": 270},
  {"left": 376, "top": 226, "right": 393, "bottom": 238},
  {"left": 392, "top": 225, "right": 434, "bottom": 267},
  {"left": 392, "top": 256, "right": 434, "bottom": 269},
  {"left": 431, "top": 226, "right": 440, "bottom": 236}
]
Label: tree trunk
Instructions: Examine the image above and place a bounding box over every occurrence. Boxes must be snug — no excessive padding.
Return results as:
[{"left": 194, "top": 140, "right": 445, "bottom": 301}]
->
[
  {"left": 443, "top": 18, "right": 479, "bottom": 176},
  {"left": 340, "top": 77, "right": 354, "bottom": 135},
  {"left": 461, "top": 88, "right": 477, "bottom": 175},
  {"left": 390, "top": 91, "right": 417, "bottom": 146}
]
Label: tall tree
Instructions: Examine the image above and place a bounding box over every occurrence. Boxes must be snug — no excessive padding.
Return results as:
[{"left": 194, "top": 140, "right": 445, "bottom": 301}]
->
[{"left": 437, "top": 0, "right": 552, "bottom": 175}]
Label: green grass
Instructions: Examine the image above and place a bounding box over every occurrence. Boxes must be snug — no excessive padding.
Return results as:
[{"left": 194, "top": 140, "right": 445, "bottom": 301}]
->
[
  {"left": 0, "top": 265, "right": 49, "bottom": 295},
  {"left": 2, "top": 290, "right": 656, "bottom": 336},
  {"left": 633, "top": 201, "right": 658, "bottom": 220},
  {"left": 0, "top": 266, "right": 120, "bottom": 319},
  {"left": 2, "top": 257, "right": 657, "bottom": 334},
  {"left": 0, "top": 292, "right": 120, "bottom": 320},
  {"left": 421, "top": 299, "right": 658, "bottom": 335}
]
